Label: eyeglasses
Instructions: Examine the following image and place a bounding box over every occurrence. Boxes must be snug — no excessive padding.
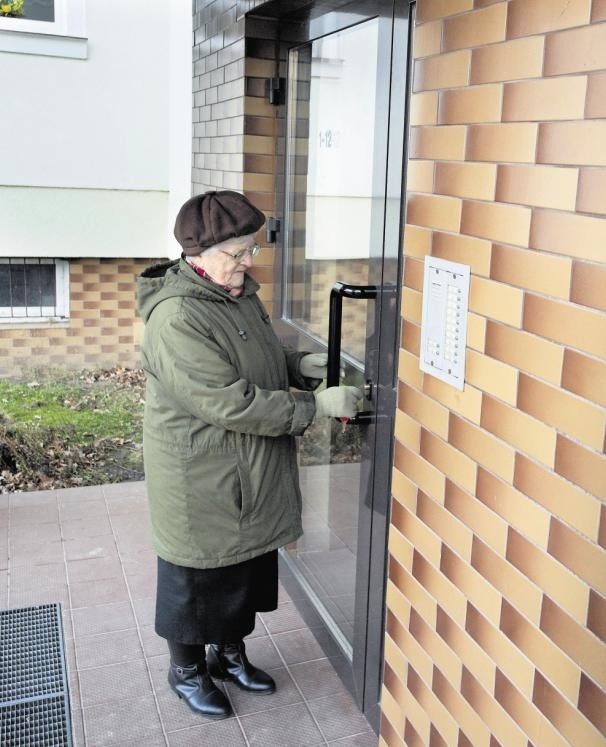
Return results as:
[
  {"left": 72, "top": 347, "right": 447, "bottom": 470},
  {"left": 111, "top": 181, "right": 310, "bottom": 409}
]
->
[{"left": 220, "top": 243, "right": 261, "bottom": 263}]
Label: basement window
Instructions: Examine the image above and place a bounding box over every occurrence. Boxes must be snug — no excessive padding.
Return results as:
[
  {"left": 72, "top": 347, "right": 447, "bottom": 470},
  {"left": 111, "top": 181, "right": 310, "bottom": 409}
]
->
[
  {"left": 0, "top": 258, "right": 69, "bottom": 323},
  {"left": 0, "top": 0, "right": 87, "bottom": 59}
]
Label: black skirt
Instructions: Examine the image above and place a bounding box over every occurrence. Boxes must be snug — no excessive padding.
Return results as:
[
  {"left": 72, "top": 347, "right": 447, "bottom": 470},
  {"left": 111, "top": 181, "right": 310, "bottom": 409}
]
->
[{"left": 154, "top": 550, "right": 278, "bottom": 645}]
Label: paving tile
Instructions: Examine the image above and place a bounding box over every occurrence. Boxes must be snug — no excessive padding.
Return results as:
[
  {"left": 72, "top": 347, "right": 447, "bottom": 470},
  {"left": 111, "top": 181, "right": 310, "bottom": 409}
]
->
[
  {"left": 76, "top": 629, "right": 143, "bottom": 670},
  {"left": 125, "top": 572, "right": 156, "bottom": 600},
  {"left": 70, "top": 706, "right": 85, "bottom": 747},
  {"left": 225, "top": 666, "right": 303, "bottom": 716},
  {"left": 106, "top": 493, "right": 149, "bottom": 515},
  {"left": 9, "top": 561, "right": 67, "bottom": 590},
  {"left": 79, "top": 659, "right": 151, "bottom": 707},
  {"left": 61, "top": 515, "right": 113, "bottom": 540},
  {"left": 132, "top": 595, "right": 156, "bottom": 627},
  {"left": 9, "top": 521, "right": 62, "bottom": 543},
  {"left": 10, "top": 503, "right": 59, "bottom": 526},
  {"left": 272, "top": 627, "right": 327, "bottom": 665},
  {"left": 9, "top": 584, "right": 70, "bottom": 610},
  {"left": 307, "top": 692, "right": 373, "bottom": 742},
  {"left": 9, "top": 489, "right": 58, "bottom": 507},
  {"left": 102, "top": 481, "right": 146, "bottom": 499},
  {"left": 140, "top": 624, "right": 167, "bottom": 658},
  {"left": 72, "top": 600, "right": 136, "bottom": 636},
  {"left": 70, "top": 575, "right": 129, "bottom": 608},
  {"left": 66, "top": 556, "right": 123, "bottom": 584},
  {"left": 241, "top": 635, "right": 283, "bottom": 671},
  {"left": 59, "top": 497, "right": 108, "bottom": 522},
  {"left": 64, "top": 535, "right": 118, "bottom": 562},
  {"left": 0, "top": 570, "right": 8, "bottom": 607},
  {"left": 290, "top": 659, "right": 350, "bottom": 701},
  {"left": 82, "top": 693, "right": 164, "bottom": 746},
  {"left": 56, "top": 485, "right": 105, "bottom": 502},
  {"left": 261, "top": 600, "right": 308, "bottom": 634},
  {"left": 327, "top": 733, "right": 378, "bottom": 746},
  {"left": 240, "top": 702, "right": 325, "bottom": 746},
  {"left": 9, "top": 539, "right": 64, "bottom": 565},
  {"left": 167, "top": 718, "right": 246, "bottom": 746}
]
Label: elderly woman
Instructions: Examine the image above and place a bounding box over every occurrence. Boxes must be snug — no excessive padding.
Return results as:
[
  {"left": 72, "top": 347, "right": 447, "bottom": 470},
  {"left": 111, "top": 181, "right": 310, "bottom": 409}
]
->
[{"left": 137, "top": 190, "right": 361, "bottom": 720}]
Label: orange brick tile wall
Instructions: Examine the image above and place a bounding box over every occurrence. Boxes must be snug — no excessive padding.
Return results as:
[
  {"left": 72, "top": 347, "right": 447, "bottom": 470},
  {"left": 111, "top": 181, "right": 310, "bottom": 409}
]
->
[
  {"left": 0, "top": 258, "right": 155, "bottom": 377},
  {"left": 381, "top": 1, "right": 606, "bottom": 746}
]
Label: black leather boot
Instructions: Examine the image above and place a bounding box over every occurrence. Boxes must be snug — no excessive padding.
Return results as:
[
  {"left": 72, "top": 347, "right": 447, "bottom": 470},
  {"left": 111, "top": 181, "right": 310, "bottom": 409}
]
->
[
  {"left": 207, "top": 641, "right": 276, "bottom": 694},
  {"left": 168, "top": 661, "right": 232, "bottom": 719}
]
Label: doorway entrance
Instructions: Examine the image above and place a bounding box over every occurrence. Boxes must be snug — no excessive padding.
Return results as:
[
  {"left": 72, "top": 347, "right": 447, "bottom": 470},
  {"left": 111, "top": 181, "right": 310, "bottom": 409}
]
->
[{"left": 249, "top": 0, "right": 411, "bottom": 728}]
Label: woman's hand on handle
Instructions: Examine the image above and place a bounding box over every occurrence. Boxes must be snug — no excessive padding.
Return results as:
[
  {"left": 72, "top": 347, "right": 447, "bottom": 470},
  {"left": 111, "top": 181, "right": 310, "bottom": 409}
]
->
[{"left": 314, "top": 386, "right": 362, "bottom": 420}]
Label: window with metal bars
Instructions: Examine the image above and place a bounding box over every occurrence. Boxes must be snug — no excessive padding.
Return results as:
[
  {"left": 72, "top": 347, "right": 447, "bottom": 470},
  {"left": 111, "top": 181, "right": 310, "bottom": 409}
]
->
[{"left": 0, "top": 258, "right": 69, "bottom": 322}]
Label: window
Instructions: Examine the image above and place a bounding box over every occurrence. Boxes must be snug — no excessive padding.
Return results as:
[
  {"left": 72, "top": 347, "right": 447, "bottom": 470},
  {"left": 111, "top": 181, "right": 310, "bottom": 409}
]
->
[
  {"left": 0, "top": 0, "right": 87, "bottom": 58},
  {"left": 0, "top": 258, "right": 69, "bottom": 323}
]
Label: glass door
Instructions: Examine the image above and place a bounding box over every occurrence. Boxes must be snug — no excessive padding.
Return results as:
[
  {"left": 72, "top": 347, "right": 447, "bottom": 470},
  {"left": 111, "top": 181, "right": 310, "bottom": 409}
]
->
[{"left": 272, "top": 0, "right": 411, "bottom": 727}]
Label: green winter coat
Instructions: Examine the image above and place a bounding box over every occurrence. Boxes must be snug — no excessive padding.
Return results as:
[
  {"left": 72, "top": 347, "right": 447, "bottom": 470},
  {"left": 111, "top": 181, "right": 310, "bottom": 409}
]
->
[{"left": 137, "top": 259, "right": 317, "bottom": 569}]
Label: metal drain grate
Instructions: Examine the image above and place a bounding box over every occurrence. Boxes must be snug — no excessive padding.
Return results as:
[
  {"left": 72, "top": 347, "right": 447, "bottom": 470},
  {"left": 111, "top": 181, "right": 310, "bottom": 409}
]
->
[{"left": 0, "top": 604, "right": 73, "bottom": 747}]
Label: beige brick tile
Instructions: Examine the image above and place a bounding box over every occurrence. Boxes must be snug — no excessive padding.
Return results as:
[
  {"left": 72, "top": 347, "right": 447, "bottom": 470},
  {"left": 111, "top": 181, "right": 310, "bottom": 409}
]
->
[
  {"left": 571, "top": 261, "right": 606, "bottom": 312},
  {"left": 490, "top": 244, "right": 572, "bottom": 299},
  {"left": 417, "top": 490, "right": 473, "bottom": 561},
  {"left": 407, "top": 160, "right": 435, "bottom": 193},
  {"left": 466, "top": 350, "right": 519, "bottom": 406},
  {"left": 506, "top": 529, "right": 590, "bottom": 625},
  {"left": 391, "top": 466, "right": 418, "bottom": 512},
  {"left": 471, "top": 535, "right": 543, "bottom": 626},
  {"left": 523, "top": 293, "right": 606, "bottom": 359},
  {"left": 435, "top": 161, "right": 497, "bottom": 201},
  {"left": 503, "top": 75, "right": 587, "bottom": 121},
  {"left": 548, "top": 518, "right": 606, "bottom": 597},
  {"left": 481, "top": 394, "right": 557, "bottom": 467},
  {"left": 413, "top": 50, "right": 472, "bottom": 91},
  {"left": 470, "top": 36, "right": 545, "bottom": 83},
  {"left": 555, "top": 433, "right": 606, "bottom": 500},
  {"left": 431, "top": 231, "right": 492, "bottom": 275},
  {"left": 469, "top": 276, "right": 524, "bottom": 327},
  {"left": 444, "top": 3, "right": 507, "bottom": 51},
  {"left": 395, "top": 408, "right": 422, "bottom": 451},
  {"left": 407, "top": 193, "right": 463, "bottom": 232},
  {"left": 494, "top": 670, "right": 570, "bottom": 747},
  {"left": 408, "top": 668, "right": 460, "bottom": 747},
  {"left": 503, "top": 597, "right": 584, "bottom": 705},
  {"left": 514, "top": 453, "right": 601, "bottom": 542},
  {"left": 424, "top": 374, "right": 483, "bottom": 424},
  {"left": 578, "top": 671, "right": 606, "bottom": 736},
  {"left": 507, "top": 0, "right": 591, "bottom": 38},
  {"left": 440, "top": 83, "right": 503, "bottom": 126},
  {"left": 467, "top": 312, "right": 487, "bottom": 353},
  {"left": 588, "top": 592, "right": 605, "bottom": 646},
  {"left": 530, "top": 208, "right": 606, "bottom": 263},
  {"left": 432, "top": 667, "right": 492, "bottom": 747},
  {"left": 398, "top": 348, "right": 424, "bottom": 389},
  {"left": 402, "top": 319, "right": 421, "bottom": 356},
  {"left": 409, "top": 125, "right": 467, "bottom": 160},
  {"left": 462, "top": 200, "right": 532, "bottom": 247},
  {"left": 544, "top": 21, "right": 606, "bottom": 75},
  {"left": 537, "top": 120, "right": 606, "bottom": 167},
  {"left": 404, "top": 224, "right": 432, "bottom": 259},
  {"left": 402, "top": 287, "right": 422, "bottom": 324},
  {"left": 413, "top": 550, "right": 468, "bottom": 628},
  {"left": 404, "top": 256, "right": 424, "bottom": 292},
  {"left": 467, "top": 606, "right": 536, "bottom": 699},
  {"left": 410, "top": 91, "right": 439, "bottom": 126},
  {"left": 394, "top": 441, "right": 446, "bottom": 502},
  {"left": 586, "top": 71, "right": 606, "bottom": 118},
  {"left": 416, "top": 0, "right": 474, "bottom": 23},
  {"left": 518, "top": 372, "right": 606, "bottom": 451},
  {"left": 381, "top": 679, "right": 406, "bottom": 738},
  {"left": 466, "top": 123, "right": 538, "bottom": 164},
  {"left": 449, "top": 413, "right": 515, "bottom": 482},
  {"left": 411, "top": 614, "right": 463, "bottom": 692},
  {"left": 445, "top": 481, "right": 508, "bottom": 556},
  {"left": 414, "top": 20, "right": 443, "bottom": 58},
  {"left": 594, "top": 0, "right": 606, "bottom": 20},
  {"left": 460, "top": 667, "right": 528, "bottom": 747},
  {"left": 496, "top": 164, "right": 578, "bottom": 212},
  {"left": 485, "top": 322, "right": 564, "bottom": 386},
  {"left": 389, "top": 558, "right": 437, "bottom": 627},
  {"left": 562, "top": 348, "right": 606, "bottom": 407},
  {"left": 533, "top": 670, "right": 603, "bottom": 747},
  {"left": 394, "top": 499, "right": 442, "bottom": 567},
  {"left": 440, "top": 546, "right": 502, "bottom": 627},
  {"left": 437, "top": 608, "right": 496, "bottom": 694},
  {"left": 477, "top": 467, "right": 551, "bottom": 549},
  {"left": 420, "top": 429, "right": 477, "bottom": 493},
  {"left": 389, "top": 523, "right": 415, "bottom": 575},
  {"left": 577, "top": 167, "right": 606, "bottom": 214}
]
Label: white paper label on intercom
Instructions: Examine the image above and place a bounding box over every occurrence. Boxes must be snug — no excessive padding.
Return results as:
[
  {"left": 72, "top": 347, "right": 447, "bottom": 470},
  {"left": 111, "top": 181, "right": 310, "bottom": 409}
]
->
[{"left": 419, "top": 256, "right": 470, "bottom": 391}]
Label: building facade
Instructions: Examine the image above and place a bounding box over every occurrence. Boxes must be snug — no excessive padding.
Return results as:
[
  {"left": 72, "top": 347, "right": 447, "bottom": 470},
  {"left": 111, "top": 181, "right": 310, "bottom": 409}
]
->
[
  {"left": 191, "top": 0, "right": 605, "bottom": 744},
  {"left": 0, "top": 0, "right": 192, "bottom": 375}
]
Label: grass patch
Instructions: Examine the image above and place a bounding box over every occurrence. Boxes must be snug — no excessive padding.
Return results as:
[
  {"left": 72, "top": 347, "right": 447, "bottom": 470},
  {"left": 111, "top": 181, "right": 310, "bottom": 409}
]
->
[{"left": 0, "top": 367, "right": 145, "bottom": 492}]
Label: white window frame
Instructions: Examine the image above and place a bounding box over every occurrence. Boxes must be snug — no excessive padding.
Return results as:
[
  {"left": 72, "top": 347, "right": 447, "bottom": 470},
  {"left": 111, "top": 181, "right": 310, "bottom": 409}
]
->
[
  {"left": 0, "top": 258, "right": 70, "bottom": 324},
  {"left": 0, "top": 0, "right": 87, "bottom": 59}
]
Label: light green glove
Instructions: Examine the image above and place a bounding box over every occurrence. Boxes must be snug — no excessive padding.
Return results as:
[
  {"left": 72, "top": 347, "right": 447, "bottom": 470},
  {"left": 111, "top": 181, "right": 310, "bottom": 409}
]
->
[
  {"left": 300, "top": 353, "right": 328, "bottom": 379},
  {"left": 314, "top": 386, "right": 362, "bottom": 419}
]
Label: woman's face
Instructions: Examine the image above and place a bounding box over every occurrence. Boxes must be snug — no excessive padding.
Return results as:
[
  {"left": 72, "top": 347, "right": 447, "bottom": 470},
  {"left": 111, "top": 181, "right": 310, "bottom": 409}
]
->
[{"left": 195, "top": 236, "right": 257, "bottom": 287}]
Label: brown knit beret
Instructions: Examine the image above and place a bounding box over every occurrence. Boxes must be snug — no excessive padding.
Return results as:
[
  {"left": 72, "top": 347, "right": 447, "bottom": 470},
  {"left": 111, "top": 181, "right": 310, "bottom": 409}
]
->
[{"left": 174, "top": 190, "right": 265, "bottom": 255}]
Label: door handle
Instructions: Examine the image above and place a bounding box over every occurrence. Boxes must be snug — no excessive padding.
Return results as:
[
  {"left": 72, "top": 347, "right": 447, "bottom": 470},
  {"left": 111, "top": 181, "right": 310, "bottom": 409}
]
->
[{"left": 327, "top": 282, "right": 377, "bottom": 424}]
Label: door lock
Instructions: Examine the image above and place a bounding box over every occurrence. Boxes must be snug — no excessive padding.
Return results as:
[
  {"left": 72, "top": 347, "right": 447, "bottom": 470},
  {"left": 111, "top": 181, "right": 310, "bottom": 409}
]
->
[{"left": 363, "top": 380, "right": 373, "bottom": 401}]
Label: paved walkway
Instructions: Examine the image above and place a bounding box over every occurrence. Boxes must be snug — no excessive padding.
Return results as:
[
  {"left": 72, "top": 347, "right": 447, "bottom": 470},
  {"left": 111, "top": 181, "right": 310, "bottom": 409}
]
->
[{"left": 0, "top": 481, "right": 377, "bottom": 746}]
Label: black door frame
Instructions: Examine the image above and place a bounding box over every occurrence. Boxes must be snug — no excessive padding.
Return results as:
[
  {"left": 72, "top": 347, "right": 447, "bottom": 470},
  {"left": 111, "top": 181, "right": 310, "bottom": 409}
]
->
[{"left": 245, "top": 0, "right": 413, "bottom": 730}]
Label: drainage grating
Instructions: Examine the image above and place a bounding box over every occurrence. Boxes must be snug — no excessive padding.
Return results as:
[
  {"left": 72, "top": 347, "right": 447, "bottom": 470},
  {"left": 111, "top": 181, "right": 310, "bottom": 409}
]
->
[{"left": 0, "top": 604, "right": 73, "bottom": 747}]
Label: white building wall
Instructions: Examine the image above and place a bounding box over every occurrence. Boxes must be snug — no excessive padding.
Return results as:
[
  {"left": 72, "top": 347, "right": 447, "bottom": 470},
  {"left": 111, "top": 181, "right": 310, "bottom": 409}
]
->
[{"left": 0, "top": 0, "right": 191, "bottom": 258}]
